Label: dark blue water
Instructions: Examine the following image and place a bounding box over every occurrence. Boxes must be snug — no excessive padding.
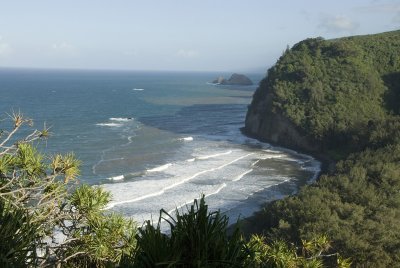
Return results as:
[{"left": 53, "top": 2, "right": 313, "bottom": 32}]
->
[{"left": 0, "top": 68, "right": 320, "bottom": 224}]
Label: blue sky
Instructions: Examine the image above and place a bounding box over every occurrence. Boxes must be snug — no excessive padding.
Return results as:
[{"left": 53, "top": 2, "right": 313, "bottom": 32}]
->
[{"left": 0, "top": 0, "right": 399, "bottom": 72}]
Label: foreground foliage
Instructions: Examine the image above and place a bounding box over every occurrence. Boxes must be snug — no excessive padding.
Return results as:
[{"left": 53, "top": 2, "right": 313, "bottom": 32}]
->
[
  {"left": 246, "top": 234, "right": 351, "bottom": 268},
  {"left": 0, "top": 112, "right": 136, "bottom": 267},
  {"left": 123, "top": 195, "right": 348, "bottom": 268},
  {"left": 123, "top": 195, "right": 248, "bottom": 267}
]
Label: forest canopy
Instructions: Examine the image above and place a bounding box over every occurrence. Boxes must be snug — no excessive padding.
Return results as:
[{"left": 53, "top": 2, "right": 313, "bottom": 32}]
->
[{"left": 246, "top": 30, "right": 400, "bottom": 267}]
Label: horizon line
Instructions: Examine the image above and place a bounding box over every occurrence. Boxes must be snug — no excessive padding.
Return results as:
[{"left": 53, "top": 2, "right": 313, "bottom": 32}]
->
[{"left": 0, "top": 65, "right": 267, "bottom": 74}]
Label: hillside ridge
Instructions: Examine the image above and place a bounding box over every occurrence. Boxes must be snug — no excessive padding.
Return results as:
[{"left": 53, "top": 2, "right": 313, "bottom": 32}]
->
[{"left": 243, "top": 30, "right": 400, "bottom": 266}]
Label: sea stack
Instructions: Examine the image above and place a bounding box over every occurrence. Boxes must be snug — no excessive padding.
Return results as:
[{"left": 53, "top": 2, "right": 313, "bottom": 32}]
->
[{"left": 212, "top": 73, "right": 253, "bottom": 85}]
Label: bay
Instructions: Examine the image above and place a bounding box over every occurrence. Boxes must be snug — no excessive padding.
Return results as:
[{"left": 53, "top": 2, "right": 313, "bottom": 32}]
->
[{"left": 0, "top": 68, "right": 320, "bottom": 224}]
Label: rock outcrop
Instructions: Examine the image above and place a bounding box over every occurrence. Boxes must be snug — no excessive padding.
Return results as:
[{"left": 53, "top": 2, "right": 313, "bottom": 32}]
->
[
  {"left": 244, "top": 89, "right": 321, "bottom": 153},
  {"left": 212, "top": 73, "right": 253, "bottom": 86}
]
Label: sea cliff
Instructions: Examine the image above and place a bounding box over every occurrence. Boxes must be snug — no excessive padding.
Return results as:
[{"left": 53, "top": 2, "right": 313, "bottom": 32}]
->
[
  {"left": 242, "top": 30, "right": 400, "bottom": 266},
  {"left": 244, "top": 30, "right": 400, "bottom": 158},
  {"left": 244, "top": 89, "right": 320, "bottom": 153}
]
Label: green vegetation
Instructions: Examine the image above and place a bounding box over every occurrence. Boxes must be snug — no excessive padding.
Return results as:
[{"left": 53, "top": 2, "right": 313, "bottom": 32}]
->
[
  {"left": 122, "top": 195, "right": 248, "bottom": 267},
  {"left": 4, "top": 30, "right": 399, "bottom": 267},
  {"left": 246, "top": 234, "right": 351, "bottom": 268},
  {"left": 1, "top": 112, "right": 348, "bottom": 267},
  {"left": 0, "top": 112, "right": 136, "bottom": 267},
  {"left": 122, "top": 195, "right": 348, "bottom": 268},
  {"left": 262, "top": 144, "right": 400, "bottom": 266},
  {"left": 246, "top": 30, "right": 400, "bottom": 267},
  {"left": 251, "top": 31, "right": 400, "bottom": 154}
]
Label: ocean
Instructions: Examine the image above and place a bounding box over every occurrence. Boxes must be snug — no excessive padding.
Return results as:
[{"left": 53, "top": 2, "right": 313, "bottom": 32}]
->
[{"left": 0, "top": 68, "right": 320, "bottom": 225}]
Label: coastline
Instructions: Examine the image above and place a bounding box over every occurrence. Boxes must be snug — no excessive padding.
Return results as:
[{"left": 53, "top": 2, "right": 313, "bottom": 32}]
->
[
  {"left": 229, "top": 127, "right": 335, "bottom": 236},
  {"left": 240, "top": 126, "right": 334, "bottom": 177}
]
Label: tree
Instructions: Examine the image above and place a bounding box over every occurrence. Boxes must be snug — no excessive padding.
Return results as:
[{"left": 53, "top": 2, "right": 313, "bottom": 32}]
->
[
  {"left": 0, "top": 112, "right": 137, "bottom": 267},
  {"left": 245, "top": 234, "right": 351, "bottom": 268}
]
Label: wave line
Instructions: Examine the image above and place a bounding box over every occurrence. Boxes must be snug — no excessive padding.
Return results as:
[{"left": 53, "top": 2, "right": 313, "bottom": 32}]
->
[
  {"left": 166, "top": 183, "right": 228, "bottom": 215},
  {"left": 198, "top": 150, "right": 233, "bottom": 160},
  {"left": 105, "top": 153, "right": 254, "bottom": 209},
  {"left": 232, "top": 169, "right": 253, "bottom": 182}
]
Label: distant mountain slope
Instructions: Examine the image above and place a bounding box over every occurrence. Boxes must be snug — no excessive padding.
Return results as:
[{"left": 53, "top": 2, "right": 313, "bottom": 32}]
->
[{"left": 243, "top": 30, "right": 400, "bottom": 266}]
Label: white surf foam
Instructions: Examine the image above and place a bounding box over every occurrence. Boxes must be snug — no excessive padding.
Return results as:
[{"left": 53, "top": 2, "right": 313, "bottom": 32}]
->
[
  {"left": 232, "top": 169, "right": 253, "bottom": 182},
  {"left": 100, "top": 137, "right": 322, "bottom": 229},
  {"left": 107, "top": 175, "right": 124, "bottom": 181},
  {"left": 96, "top": 123, "right": 123, "bottom": 127},
  {"left": 166, "top": 183, "right": 228, "bottom": 215},
  {"left": 110, "top": 117, "right": 134, "bottom": 122},
  {"left": 251, "top": 160, "right": 260, "bottom": 167},
  {"left": 180, "top": 136, "right": 193, "bottom": 142},
  {"left": 126, "top": 135, "right": 136, "bottom": 145},
  {"left": 198, "top": 150, "right": 233, "bottom": 160},
  {"left": 206, "top": 183, "right": 227, "bottom": 197},
  {"left": 147, "top": 163, "right": 173, "bottom": 173},
  {"left": 105, "top": 152, "right": 254, "bottom": 210},
  {"left": 133, "top": 88, "right": 144, "bottom": 91},
  {"left": 301, "top": 159, "right": 321, "bottom": 183},
  {"left": 260, "top": 152, "right": 286, "bottom": 160}
]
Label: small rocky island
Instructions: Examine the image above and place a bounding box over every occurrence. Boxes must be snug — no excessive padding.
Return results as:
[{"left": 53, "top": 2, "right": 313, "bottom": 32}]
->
[{"left": 212, "top": 73, "right": 253, "bottom": 86}]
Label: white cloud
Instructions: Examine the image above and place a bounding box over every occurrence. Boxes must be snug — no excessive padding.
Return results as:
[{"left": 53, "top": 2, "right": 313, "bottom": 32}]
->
[
  {"left": 319, "top": 15, "right": 359, "bottom": 33},
  {"left": 176, "top": 49, "right": 199, "bottom": 59},
  {"left": 0, "top": 36, "right": 12, "bottom": 57}
]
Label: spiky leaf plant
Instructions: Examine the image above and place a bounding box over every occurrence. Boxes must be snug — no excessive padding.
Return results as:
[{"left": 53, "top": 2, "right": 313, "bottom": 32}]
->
[{"left": 126, "top": 195, "right": 248, "bottom": 267}]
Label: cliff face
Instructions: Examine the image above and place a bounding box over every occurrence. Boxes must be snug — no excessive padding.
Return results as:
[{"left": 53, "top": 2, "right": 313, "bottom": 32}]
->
[
  {"left": 244, "top": 30, "right": 400, "bottom": 156},
  {"left": 245, "top": 99, "right": 320, "bottom": 153},
  {"left": 244, "top": 81, "right": 320, "bottom": 153}
]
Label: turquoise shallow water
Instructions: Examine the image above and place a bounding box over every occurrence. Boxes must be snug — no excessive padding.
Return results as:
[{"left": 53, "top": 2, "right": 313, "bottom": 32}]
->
[{"left": 0, "top": 68, "right": 320, "bottom": 224}]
